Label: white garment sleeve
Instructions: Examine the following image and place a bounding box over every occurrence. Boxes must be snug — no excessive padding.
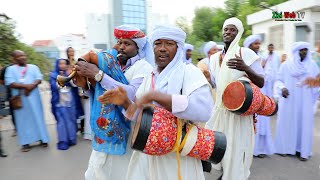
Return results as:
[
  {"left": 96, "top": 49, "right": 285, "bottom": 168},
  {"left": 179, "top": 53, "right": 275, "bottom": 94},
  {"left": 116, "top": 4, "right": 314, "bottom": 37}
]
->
[
  {"left": 250, "top": 58, "right": 265, "bottom": 77},
  {"left": 172, "top": 84, "right": 213, "bottom": 122}
]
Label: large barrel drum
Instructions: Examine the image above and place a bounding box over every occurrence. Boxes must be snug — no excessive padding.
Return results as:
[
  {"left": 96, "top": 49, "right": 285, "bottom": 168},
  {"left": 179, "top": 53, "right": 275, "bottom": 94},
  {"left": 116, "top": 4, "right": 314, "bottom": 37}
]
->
[
  {"left": 131, "top": 106, "right": 227, "bottom": 164},
  {"left": 222, "top": 80, "right": 277, "bottom": 116}
]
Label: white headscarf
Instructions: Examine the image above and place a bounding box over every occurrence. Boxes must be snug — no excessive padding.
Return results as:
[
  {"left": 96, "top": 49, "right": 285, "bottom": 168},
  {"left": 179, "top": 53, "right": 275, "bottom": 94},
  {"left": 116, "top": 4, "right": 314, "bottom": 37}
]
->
[
  {"left": 216, "top": 17, "right": 245, "bottom": 106},
  {"left": 288, "top": 41, "right": 312, "bottom": 77},
  {"left": 183, "top": 43, "right": 194, "bottom": 64},
  {"left": 114, "top": 25, "right": 154, "bottom": 66},
  {"left": 203, "top": 41, "right": 217, "bottom": 57},
  {"left": 243, "top": 34, "right": 262, "bottom": 48},
  {"left": 150, "top": 24, "right": 187, "bottom": 94}
]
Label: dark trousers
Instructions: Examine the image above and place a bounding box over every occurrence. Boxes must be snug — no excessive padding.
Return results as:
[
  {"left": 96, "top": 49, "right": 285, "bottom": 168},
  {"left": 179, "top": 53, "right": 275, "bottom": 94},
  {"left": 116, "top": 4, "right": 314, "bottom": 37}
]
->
[
  {"left": 0, "top": 132, "right": 3, "bottom": 150},
  {"left": 8, "top": 103, "right": 16, "bottom": 130}
]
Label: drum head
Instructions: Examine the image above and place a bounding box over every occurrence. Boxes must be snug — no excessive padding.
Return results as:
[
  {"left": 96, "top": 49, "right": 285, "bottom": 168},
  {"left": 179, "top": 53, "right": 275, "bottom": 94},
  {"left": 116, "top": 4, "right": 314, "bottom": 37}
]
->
[
  {"left": 222, "top": 81, "right": 253, "bottom": 114},
  {"left": 222, "top": 81, "right": 245, "bottom": 111},
  {"left": 131, "top": 106, "right": 153, "bottom": 151}
]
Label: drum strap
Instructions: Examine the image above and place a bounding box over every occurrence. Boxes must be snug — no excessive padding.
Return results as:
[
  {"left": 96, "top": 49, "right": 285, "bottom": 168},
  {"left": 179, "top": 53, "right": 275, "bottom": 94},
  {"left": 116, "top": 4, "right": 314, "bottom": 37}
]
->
[{"left": 170, "top": 120, "right": 197, "bottom": 180}]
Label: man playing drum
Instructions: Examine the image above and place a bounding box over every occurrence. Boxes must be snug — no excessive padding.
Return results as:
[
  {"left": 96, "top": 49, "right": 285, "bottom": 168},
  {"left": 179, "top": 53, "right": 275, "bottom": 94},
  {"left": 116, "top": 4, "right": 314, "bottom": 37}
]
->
[
  {"left": 98, "top": 24, "right": 214, "bottom": 180},
  {"left": 73, "top": 25, "right": 153, "bottom": 180},
  {"left": 205, "top": 17, "right": 265, "bottom": 180}
]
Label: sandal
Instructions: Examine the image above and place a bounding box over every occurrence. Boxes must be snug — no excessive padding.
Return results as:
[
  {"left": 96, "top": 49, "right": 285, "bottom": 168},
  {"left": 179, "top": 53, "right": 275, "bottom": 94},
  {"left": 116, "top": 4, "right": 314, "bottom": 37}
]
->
[
  {"left": 21, "top": 145, "right": 31, "bottom": 152},
  {"left": 40, "top": 140, "right": 48, "bottom": 148}
]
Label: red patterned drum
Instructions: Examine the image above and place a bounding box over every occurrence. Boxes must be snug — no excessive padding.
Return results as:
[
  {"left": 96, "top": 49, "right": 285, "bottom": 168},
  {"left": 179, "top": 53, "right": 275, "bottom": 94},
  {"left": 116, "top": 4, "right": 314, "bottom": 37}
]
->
[
  {"left": 256, "top": 96, "right": 278, "bottom": 116},
  {"left": 131, "top": 106, "right": 227, "bottom": 164},
  {"left": 222, "top": 80, "right": 277, "bottom": 116}
]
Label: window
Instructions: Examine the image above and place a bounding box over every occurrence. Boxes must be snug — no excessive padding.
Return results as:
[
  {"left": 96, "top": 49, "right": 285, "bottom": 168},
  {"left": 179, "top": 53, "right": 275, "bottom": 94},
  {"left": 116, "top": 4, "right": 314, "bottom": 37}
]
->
[
  {"left": 315, "top": 22, "right": 320, "bottom": 46},
  {"left": 269, "top": 25, "right": 284, "bottom": 50}
]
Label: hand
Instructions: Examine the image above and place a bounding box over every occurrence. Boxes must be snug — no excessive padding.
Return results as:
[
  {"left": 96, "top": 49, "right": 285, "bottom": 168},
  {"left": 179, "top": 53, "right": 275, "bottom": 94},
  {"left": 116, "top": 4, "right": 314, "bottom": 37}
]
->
[
  {"left": 98, "top": 86, "right": 130, "bottom": 106},
  {"left": 203, "top": 70, "right": 211, "bottom": 82},
  {"left": 72, "top": 71, "right": 88, "bottom": 89},
  {"left": 135, "top": 91, "right": 155, "bottom": 108},
  {"left": 74, "top": 61, "right": 99, "bottom": 79},
  {"left": 24, "top": 84, "right": 36, "bottom": 96},
  {"left": 261, "top": 60, "right": 267, "bottom": 68},
  {"left": 281, "top": 88, "right": 289, "bottom": 98},
  {"left": 227, "top": 54, "right": 249, "bottom": 72}
]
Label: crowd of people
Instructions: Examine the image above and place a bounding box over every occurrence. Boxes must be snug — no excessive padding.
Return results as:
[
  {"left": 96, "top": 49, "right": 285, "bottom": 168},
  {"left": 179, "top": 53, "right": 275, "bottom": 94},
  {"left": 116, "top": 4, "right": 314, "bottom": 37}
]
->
[{"left": 0, "top": 16, "right": 320, "bottom": 180}]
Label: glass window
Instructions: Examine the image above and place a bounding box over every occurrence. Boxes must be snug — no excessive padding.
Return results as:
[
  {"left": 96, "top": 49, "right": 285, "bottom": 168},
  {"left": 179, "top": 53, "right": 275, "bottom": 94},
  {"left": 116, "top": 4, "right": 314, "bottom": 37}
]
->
[{"left": 269, "top": 25, "right": 284, "bottom": 50}]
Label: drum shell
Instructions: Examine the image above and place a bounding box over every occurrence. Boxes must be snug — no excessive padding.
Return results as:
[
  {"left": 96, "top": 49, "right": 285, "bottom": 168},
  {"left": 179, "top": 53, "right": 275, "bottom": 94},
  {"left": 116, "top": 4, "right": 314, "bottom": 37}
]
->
[{"left": 132, "top": 106, "right": 227, "bottom": 164}]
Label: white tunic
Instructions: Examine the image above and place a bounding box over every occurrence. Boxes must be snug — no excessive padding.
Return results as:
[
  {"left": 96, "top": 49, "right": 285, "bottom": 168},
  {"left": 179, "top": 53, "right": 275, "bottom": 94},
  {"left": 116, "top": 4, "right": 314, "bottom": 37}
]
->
[
  {"left": 126, "top": 64, "right": 213, "bottom": 180},
  {"left": 206, "top": 47, "right": 261, "bottom": 180}
]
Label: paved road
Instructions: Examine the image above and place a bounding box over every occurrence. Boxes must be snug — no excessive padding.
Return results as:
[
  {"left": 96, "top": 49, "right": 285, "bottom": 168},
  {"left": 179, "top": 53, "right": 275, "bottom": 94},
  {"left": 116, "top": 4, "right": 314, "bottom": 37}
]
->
[{"left": 0, "top": 83, "right": 319, "bottom": 180}]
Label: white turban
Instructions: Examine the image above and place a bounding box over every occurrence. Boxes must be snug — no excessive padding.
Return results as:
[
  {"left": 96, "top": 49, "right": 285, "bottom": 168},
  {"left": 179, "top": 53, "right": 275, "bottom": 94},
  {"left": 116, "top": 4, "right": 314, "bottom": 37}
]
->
[
  {"left": 183, "top": 43, "right": 194, "bottom": 64},
  {"left": 288, "top": 41, "right": 312, "bottom": 77},
  {"left": 150, "top": 24, "right": 187, "bottom": 94},
  {"left": 114, "top": 25, "right": 154, "bottom": 66},
  {"left": 151, "top": 25, "right": 186, "bottom": 47},
  {"left": 184, "top": 43, "right": 194, "bottom": 51},
  {"left": 215, "top": 17, "right": 246, "bottom": 107},
  {"left": 203, "top": 41, "right": 217, "bottom": 57},
  {"left": 243, "top": 34, "right": 262, "bottom": 48}
]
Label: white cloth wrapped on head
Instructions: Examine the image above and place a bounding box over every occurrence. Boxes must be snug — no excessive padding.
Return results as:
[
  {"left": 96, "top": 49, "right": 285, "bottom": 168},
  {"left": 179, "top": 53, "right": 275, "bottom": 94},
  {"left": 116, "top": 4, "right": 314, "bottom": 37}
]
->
[
  {"left": 203, "top": 41, "right": 217, "bottom": 57},
  {"left": 288, "top": 41, "right": 312, "bottom": 77},
  {"left": 114, "top": 24, "right": 154, "bottom": 66},
  {"left": 243, "top": 34, "right": 262, "bottom": 48}
]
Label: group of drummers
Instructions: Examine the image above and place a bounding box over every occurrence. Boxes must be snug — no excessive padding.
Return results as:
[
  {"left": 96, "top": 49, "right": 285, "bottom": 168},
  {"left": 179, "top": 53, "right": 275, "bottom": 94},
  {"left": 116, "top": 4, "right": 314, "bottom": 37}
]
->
[{"left": 61, "top": 16, "right": 319, "bottom": 180}]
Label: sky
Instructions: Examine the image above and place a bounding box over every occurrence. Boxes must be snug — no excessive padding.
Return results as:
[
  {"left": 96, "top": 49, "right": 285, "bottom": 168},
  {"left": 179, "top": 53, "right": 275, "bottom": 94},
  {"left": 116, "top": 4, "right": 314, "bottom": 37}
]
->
[{"left": 0, "top": 0, "right": 224, "bottom": 44}]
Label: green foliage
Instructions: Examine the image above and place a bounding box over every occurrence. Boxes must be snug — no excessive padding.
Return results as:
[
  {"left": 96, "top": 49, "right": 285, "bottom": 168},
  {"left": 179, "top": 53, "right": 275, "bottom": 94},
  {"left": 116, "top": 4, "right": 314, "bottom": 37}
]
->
[
  {"left": 191, "top": 7, "right": 215, "bottom": 42},
  {"left": 0, "top": 14, "right": 52, "bottom": 79}
]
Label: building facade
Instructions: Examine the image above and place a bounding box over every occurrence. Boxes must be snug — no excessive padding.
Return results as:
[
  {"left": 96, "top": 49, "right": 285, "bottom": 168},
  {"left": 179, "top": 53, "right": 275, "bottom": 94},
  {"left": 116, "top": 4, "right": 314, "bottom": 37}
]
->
[
  {"left": 247, "top": 0, "right": 320, "bottom": 56},
  {"left": 86, "top": 0, "right": 150, "bottom": 50}
]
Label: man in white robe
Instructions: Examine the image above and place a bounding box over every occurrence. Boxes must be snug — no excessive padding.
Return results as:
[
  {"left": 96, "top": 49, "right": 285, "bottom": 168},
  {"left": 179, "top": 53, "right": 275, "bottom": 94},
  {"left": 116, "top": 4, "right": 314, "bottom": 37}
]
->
[
  {"left": 273, "top": 42, "right": 320, "bottom": 161},
  {"left": 206, "top": 17, "right": 265, "bottom": 180},
  {"left": 200, "top": 41, "right": 220, "bottom": 66},
  {"left": 98, "top": 24, "right": 214, "bottom": 180},
  {"left": 244, "top": 35, "right": 276, "bottom": 158},
  {"left": 183, "top": 43, "right": 194, "bottom": 64}
]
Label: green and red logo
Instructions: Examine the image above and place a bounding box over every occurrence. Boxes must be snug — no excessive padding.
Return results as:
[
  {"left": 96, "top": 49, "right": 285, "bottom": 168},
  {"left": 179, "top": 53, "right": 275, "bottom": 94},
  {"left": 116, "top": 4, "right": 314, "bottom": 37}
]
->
[{"left": 272, "top": 11, "right": 305, "bottom": 21}]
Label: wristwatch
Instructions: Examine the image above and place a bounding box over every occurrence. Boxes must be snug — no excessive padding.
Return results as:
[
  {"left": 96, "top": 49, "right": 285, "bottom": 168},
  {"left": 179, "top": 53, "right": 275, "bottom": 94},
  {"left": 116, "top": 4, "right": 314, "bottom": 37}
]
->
[{"left": 94, "top": 70, "right": 103, "bottom": 82}]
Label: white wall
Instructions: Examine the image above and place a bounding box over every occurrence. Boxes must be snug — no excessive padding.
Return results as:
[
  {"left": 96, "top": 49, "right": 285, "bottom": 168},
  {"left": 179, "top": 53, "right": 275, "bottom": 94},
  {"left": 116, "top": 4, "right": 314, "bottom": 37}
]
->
[
  {"left": 54, "top": 34, "right": 92, "bottom": 59},
  {"left": 250, "top": 8, "right": 319, "bottom": 59},
  {"left": 86, "top": 14, "right": 108, "bottom": 45}
]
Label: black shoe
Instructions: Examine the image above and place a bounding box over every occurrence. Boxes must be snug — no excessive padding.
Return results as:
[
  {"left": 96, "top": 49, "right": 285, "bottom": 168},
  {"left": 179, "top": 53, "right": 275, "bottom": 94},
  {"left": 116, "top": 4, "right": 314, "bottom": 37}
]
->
[
  {"left": 39, "top": 141, "right": 48, "bottom": 148},
  {"left": 0, "top": 149, "right": 8, "bottom": 157},
  {"left": 299, "top": 157, "right": 307, "bottom": 161},
  {"left": 21, "top": 144, "right": 31, "bottom": 152},
  {"left": 296, "top": 151, "right": 301, "bottom": 157},
  {"left": 258, "top": 154, "right": 266, "bottom": 158}
]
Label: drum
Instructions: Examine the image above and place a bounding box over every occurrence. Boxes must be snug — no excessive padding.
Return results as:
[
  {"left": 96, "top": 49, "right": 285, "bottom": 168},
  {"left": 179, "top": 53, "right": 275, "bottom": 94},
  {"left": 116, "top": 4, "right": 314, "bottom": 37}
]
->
[
  {"left": 256, "top": 96, "right": 278, "bottom": 116},
  {"left": 222, "top": 80, "right": 277, "bottom": 116},
  {"left": 131, "top": 106, "right": 227, "bottom": 164}
]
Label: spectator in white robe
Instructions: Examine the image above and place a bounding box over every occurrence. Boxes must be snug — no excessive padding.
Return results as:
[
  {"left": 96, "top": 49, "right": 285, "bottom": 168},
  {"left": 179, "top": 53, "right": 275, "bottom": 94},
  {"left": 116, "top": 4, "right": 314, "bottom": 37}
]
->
[
  {"left": 183, "top": 43, "right": 194, "bottom": 64},
  {"left": 200, "top": 41, "right": 220, "bottom": 66},
  {"left": 273, "top": 42, "right": 320, "bottom": 161},
  {"left": 244, "top": 35, "right": 275, "bottom": 158}
]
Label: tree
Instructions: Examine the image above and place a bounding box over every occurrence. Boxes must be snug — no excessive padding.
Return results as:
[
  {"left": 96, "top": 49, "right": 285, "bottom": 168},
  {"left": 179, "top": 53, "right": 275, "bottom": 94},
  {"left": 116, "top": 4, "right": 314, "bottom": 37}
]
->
[
  {"left": 0, "top": 14, "right": 51, "bottom": 78},
  {"left": 192, "top": 7, "right": 216, "bottom": 42}
]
